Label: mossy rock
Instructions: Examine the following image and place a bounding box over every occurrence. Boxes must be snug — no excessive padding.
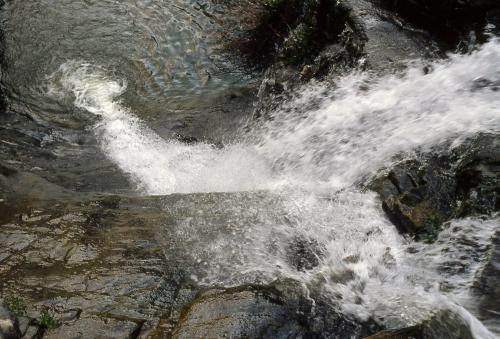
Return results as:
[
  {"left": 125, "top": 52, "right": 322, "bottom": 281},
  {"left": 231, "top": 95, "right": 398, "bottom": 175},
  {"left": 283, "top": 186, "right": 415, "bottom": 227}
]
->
[
  {"left": 371, "top": 134, "right": 499, "bottom": 242},
  {"left": 220, "top": 0, "right": 352, "bottom": 68}
]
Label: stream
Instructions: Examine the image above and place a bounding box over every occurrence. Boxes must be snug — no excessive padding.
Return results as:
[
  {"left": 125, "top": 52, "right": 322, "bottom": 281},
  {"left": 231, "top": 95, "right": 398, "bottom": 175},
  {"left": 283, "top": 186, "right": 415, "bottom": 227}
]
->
[{"left": 0, "top": 0, "right": 499, "bottom": 338}]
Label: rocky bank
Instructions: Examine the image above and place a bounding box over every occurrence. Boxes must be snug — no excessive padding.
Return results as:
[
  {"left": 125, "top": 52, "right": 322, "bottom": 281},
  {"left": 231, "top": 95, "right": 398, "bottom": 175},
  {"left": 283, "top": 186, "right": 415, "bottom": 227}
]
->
[{"left": 0, "top": 0, "right": 499, "bottom": 338}]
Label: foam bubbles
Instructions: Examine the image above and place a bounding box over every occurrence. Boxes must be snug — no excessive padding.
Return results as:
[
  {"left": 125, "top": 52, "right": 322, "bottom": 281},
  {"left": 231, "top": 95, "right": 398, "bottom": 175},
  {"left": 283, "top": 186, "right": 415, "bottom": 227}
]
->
[{"left": 48, "top": 40, "right": 500, "bottom": 338}]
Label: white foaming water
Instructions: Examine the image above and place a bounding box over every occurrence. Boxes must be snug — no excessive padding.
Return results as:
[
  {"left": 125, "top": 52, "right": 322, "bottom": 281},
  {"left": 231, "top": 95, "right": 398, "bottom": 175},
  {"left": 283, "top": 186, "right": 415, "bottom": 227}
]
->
[
  {"left": 52, "top": 40, "right": 500, "bottom": 193},
  {"left": 256, "top": 40, "right": 500, "bottom": 188},
  {"left": 48, "top": 40, "right": 500, "bottom": 338},
  {"left": 50, "top": 62, "right": 277, "bottom": 194}
]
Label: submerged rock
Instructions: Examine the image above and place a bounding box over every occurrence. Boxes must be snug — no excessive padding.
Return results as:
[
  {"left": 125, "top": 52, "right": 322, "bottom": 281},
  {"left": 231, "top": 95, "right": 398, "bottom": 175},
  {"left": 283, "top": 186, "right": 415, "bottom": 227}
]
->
[
  {"left": 286, "top": 237, "right": 325, "bottom": 272},
  {"left": 473, "top": 230, "right": 500, "bottom": 330},
  {"left": 365, "top": 310, "right": 475, "bottom": 339}
]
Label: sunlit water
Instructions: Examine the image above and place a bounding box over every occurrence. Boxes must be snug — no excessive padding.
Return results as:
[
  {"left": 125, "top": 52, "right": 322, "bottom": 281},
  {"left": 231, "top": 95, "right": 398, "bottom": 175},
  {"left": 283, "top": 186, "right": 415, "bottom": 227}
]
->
[{"left": 47, "top": 40, "right": 500, "bottom": 338}]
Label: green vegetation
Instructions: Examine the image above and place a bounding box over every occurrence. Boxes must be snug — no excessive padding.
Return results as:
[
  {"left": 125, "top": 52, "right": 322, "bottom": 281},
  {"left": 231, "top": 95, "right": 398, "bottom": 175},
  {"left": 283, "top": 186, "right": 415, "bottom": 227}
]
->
[
  {"left": 4, "top": 295, "right": 27, "bottom": 316},
  {"left": 219, "top": 0, "right": 349, "bottom": 68},
  {"left": 39, "top": 309, "right": 59, "bottom": 330}
]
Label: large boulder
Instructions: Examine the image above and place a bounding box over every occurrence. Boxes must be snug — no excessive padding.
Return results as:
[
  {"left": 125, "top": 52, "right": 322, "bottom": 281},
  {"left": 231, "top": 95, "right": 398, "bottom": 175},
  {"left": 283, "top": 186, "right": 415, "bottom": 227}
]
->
[
  {"left": 171, "top": 286, "right": 311, "bottom": 339},
  {"left": 371, "top": 134, "right": 499, "bottom": 241},
  {"left": 372, "top": 157, "right": 457, "bottom": 241},
  {"left": 251, "top": 0, "right": 437, "bottom": 120},
  {"left": 171, "top": 280, "right": 379, "bottom": 339}
]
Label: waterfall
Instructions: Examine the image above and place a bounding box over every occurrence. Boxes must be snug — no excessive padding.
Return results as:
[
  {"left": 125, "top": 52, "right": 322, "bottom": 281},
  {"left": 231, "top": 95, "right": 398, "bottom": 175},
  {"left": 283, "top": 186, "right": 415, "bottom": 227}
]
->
[{"left": 47, "top": 39, "right": 500, "bottom": 338}]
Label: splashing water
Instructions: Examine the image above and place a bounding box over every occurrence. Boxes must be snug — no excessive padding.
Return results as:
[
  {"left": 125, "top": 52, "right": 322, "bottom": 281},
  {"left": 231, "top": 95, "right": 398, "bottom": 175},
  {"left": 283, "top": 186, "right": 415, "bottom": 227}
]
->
[
  {"left": 48, "top": 62, "right": 277, "bottom": 194},
  {"left": 48, "top": 40, "right": 500, "bottom": 338},
  {"left": 255, "top": 40, "right": 500, "bottom": 189},
  {"left": 51, "top": 39, "right": 500, "bottom": 193}
]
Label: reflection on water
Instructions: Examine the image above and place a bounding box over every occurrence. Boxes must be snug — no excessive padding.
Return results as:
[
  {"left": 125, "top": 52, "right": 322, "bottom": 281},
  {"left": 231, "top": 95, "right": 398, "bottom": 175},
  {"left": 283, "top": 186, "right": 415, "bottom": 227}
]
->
[
  {"left": 0, "top": 0, "right": 254, "bottom": 192},
  {"left": 1, "top": 0, "right": 246, "bottom": 118}
]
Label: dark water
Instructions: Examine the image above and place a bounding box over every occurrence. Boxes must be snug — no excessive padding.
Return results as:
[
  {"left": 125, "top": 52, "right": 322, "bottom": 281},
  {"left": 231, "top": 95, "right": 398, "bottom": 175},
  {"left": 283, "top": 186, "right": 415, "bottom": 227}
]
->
[{"left": 0, "top": 0, "right": 254, "bottom": 193}]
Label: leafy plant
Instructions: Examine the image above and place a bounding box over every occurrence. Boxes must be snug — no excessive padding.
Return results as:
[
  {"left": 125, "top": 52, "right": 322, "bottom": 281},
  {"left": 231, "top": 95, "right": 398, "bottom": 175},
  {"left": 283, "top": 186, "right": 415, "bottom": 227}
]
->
[
  {"left": 218, "top": 0, "right": 304, "bottom": 67},
  {"left": 39, "top": 309, "right": 59, "bottom": 330},
  {"left": 4, "top": 295, "right": 27, "bottom": 316},
  {"left": 218, "top": 0, "right": 350, "bottom": 69}
]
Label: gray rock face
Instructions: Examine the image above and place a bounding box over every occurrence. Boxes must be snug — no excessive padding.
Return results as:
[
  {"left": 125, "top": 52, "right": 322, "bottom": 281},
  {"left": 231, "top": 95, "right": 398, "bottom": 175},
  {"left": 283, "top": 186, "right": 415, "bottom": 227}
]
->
[
  {"left": 0, "top": 163, "right": 386, "bottom": 338},
  {"left": 44, "top": 316, "right": 141, "bottom": 339},
  {"left": 171, "top": 282, "right": 377, "bottom": 339},
  {"left": 172, "top": 287, "right": 310, "bottom": 339},
  {"left": 341, "top": 0, "right": 437, "bottom": 70},
  {"left": 0, "top": 305, "right": 20, "bottom": 339},
  {"left": 251, "top": 0, "right": 439, "bottom": 121},
  {"left": 0, "top": 173, "right": 170, "bottom": 337},
  {"left": 371, "top": 134, "right": 499, "bottom": 241}
]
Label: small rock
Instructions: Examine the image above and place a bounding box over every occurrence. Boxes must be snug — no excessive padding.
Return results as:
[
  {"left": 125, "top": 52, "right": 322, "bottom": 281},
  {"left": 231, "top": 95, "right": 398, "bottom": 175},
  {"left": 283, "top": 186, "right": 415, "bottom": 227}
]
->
[
  {"left": 0, "top": 305, "right": 20, "bottom": 339},
  {"left": 17, "top": 317, "right": 31, "bottom": 337},
  {"left": 22, "top": 325, "right": 40, "bottom": 339},
  {"left": 65, "top": 245, "right": 99, "bottom": 265},
  {"left": 286, "top": 236, "right": 325, "bottom": 271}
]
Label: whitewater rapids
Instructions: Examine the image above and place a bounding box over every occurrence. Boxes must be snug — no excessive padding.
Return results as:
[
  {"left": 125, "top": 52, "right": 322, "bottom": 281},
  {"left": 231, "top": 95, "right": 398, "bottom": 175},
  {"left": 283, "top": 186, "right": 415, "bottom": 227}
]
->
[{"left": 47, "top": 40, "right": 500, "bottom": 338}]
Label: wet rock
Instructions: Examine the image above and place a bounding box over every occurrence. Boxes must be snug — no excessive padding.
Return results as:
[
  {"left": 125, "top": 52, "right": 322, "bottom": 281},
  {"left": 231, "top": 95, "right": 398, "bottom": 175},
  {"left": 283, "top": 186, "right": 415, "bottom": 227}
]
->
[
  {"left": 0, "top": 187, "right": 308, "bottom": 338},
  {"left": 377, "top": 0, "right": 500, "bottom": 46},
  {"left": 364, "top": 326, "right": 423, "bottom": 339},
  {"left": 44, "top": 316, "right": 141, "bottom": 339},
  {"left": 341, "top": 0, "right": 437, "bottom": 71},
  {"left": 371, "top": 134, "right": 499, "bottom": 241},
  {"left": 0, "top": 161, "right": 74, "bottom": 202},
  {"left": 171, "top": 281, "right": 374, "bottom": 339},
  {"left": 65, "top": 245, "right": 99, "bottom": 266},
  {"left": 220, "top": 0, "right": 350, "bottom": 69},
  {"left": 454, "top": 135, "right": 500, "bottom": 216},
  {"left": 171, "top": 286, "right": 309, "bottom": 339},
  {"left": 0, "top": 193, "right": 170, "bottom": 338},
  {"left": 251, "top": 0, "right": 438, "bottom": 122},
  {"left": 16, "top": 317, "right": 31, "bottom": 337},
  {"left": 473, "top": 230, "right": 500, "bottom": 330},
  {"left": 374, "top": 158, "right": 456, "bottom": 241},
  {"left": 286, "top": 236, "right": 325, "bottom": 271},
  {"left": 365, "top": 310, "right": 474, "bottom": 339}
]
